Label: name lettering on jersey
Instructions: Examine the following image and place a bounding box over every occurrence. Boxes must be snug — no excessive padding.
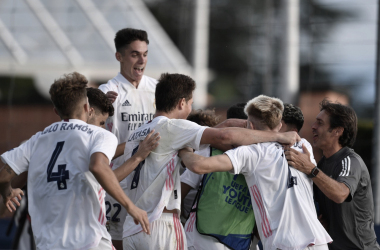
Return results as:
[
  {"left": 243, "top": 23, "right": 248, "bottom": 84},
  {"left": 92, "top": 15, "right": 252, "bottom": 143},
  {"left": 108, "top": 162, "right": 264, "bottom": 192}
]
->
[
  {"left": 42, "top": 123, "right": 94, "bottom": 135},
  {"left": 128, "top": 128, "right": 151, "bottom": 142},
  {"left": 293, "top": 141, "right": 302, "bottom": 149},
  {"left": 41, "top": 124, "right": 59, "bottom": 135},
  {"left": 222, "top": 175, "right": 252, "bottom": 214},
  {"left": 121, "top": 112, "right": 154, "bottom": 131}
]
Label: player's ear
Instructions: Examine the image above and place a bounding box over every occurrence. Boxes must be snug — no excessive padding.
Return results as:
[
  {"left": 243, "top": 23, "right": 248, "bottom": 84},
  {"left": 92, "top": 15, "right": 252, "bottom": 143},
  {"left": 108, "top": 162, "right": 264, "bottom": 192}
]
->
[
  {"left": 115, "top": 51, "right": 122, "bottom": 62},
  {"left": 178, "top": 98, "right": 186, "bottom": 110},
  {"left": 88, "top": 107, "right": 95, "bottom": 117},
  {"left": 335, "top": 127, "right": 344, "bottom": 137},
  {"left": 84, "top": 102, "right": 90, "bottom": 113},
  {"left": 53, "top": 107, "right": 60, "bottom": 118},
  {"left": 277, "top": 121, "right": 283, "bottom": 131}
]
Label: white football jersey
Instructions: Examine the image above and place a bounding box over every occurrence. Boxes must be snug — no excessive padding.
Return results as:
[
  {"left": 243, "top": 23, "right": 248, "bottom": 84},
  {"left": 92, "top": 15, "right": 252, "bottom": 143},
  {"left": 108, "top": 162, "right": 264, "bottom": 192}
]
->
[
  {"left": 122, "top": 116, "right": 207, "bottom": 238},
  {"left": 1, "top": 119, "right": 118, "bottom": 250},
  {"left": 98, "top": 73, "right": 157, "bottom": 186},
  {"left": 225, "top": 139, "right": 332, "bottom": 250}
]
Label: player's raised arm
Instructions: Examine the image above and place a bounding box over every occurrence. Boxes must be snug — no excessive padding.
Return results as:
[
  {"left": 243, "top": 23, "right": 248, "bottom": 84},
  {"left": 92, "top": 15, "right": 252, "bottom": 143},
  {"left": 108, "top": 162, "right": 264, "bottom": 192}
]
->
[
  {"left": 179, "top": 147, "right": 233, "bottom": 175},
  {"left": 0, "top": 164, "right": 24, "bottom": 212},
  {"left": 89, "top": 152, "right": 150, "bottom": 235}
]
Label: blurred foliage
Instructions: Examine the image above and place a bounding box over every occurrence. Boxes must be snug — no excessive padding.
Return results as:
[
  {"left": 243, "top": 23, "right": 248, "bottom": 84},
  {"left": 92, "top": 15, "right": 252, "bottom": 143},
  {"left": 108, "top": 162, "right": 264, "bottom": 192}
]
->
[{"left": 0, "top": 76, "right": 50, "bottom": 105}]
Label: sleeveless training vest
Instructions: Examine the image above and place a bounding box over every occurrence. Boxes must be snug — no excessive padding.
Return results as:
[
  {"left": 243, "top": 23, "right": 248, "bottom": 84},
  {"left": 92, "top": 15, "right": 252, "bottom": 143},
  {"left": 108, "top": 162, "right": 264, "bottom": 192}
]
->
[{"left": 193, "top": 147, "right": 256, "bottom": 250}]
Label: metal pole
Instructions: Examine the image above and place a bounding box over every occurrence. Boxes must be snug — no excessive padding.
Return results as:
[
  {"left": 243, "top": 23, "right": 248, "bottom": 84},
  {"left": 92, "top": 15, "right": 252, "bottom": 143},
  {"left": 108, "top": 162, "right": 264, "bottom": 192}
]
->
[
  {"left": 373, "top": 0, "right": 380, "bottom": 224},
  {"left": 192, "top": 0, "right": 210, "bottom": 109},
  {"left": 280, "top": 0, "right": 299, "bottom": 104}
]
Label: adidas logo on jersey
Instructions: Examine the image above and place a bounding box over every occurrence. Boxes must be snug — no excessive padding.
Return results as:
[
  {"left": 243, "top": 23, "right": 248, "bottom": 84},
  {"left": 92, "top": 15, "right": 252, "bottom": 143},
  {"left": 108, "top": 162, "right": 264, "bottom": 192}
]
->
[{"left": 122, "top": 99, "right": 132, "bottom": 106}]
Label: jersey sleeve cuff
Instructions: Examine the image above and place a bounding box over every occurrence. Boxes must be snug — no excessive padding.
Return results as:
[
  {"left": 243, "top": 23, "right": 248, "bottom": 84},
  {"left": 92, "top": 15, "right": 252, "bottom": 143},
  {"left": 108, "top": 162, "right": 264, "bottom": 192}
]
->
[
  {"left": 1, "top": 154, "right": 23, "bottom": 175},
  {"left": 224, "top": 151, "right": 239, "bottom": 175}
]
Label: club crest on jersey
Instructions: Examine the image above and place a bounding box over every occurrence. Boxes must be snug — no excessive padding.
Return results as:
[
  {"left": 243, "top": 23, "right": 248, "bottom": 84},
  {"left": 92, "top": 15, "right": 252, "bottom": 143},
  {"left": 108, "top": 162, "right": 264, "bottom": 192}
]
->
[{"left": 122, "top": 99, "right": 132, "bottom": 106}]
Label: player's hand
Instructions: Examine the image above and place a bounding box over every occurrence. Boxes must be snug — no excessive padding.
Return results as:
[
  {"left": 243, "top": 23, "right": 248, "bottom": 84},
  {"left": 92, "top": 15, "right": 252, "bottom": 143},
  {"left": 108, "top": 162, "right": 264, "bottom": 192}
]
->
[
  {"left": 3, "top": 188, "right": 24, "bottom": 212},
  {"left": 285, "top": 144, "right": 314, "bottom": 175},
  {"left": 277, "top": 131, "right": 300, "bottom": 146},
  {"left": 135, "top": 130, "right": 160, "bottom": 162},
  {"left": 106, "top": 91, "right": 118, "bottom": 103},
  {"left": 128, "top": 205, "right": 150, "bottom": 235},
  {"left": 178, "top": 147, "right": 193, "bottom": 158}
]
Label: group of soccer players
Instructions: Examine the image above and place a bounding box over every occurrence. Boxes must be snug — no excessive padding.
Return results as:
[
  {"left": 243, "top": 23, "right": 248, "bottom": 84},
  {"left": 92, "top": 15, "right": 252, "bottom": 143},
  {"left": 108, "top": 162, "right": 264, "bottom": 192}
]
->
[{"left": 0, "top": 27, "right": 377, "bottom": 250}]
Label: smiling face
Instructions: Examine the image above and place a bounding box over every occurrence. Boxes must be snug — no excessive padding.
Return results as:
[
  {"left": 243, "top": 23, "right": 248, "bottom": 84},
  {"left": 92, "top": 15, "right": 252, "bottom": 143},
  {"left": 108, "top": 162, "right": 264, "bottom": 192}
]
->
[
  {"left": 311, "top": 110, "right": 337, "bottom": 151},
  {"left": 117, "top": 40, "right": 148, "bottom": 86}
]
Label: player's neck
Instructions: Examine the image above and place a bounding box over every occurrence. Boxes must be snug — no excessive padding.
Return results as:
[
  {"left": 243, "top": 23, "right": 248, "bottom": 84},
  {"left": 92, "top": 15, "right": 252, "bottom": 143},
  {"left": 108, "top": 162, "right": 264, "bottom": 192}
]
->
[
  {"left": 120, "top": 72, "right": 140, "bottom": 88},
  {"left": 322, "top": 143, "right": 343, "bottom": 159},
  {"left": 62, "top": 111, "right": 88, "bottom": 123},
  {"left": 154, "top": 110, "right": 181, "bottom": 119}
]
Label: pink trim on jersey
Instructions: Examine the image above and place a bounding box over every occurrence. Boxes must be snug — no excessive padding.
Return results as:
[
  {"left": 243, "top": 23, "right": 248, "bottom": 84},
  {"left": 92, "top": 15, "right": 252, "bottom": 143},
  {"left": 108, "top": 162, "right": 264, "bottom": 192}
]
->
[
  {"left": 173, "top": 213, "right": 184, "bottom": 250},
  {"left": 186, "top": 212, "right": 196, "bottom": 232},
  {"left": 107, "top": 122, "right": 113, "bottom": 132},
  {"left": 250, "top": 185, "right": 272, "bottom": 238},
  {"left": 166, "top": 158, "right": 176, "bottom": 191},
  {"left": 97, "top": 188, "right": 106, "bottom": 225}
]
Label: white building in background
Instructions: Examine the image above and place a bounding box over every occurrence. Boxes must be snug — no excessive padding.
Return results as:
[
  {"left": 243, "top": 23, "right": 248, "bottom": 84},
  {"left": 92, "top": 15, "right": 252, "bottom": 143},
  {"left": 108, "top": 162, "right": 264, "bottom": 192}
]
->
[{"left": 0, "top": 0, "right": 192, "bottom": 99}]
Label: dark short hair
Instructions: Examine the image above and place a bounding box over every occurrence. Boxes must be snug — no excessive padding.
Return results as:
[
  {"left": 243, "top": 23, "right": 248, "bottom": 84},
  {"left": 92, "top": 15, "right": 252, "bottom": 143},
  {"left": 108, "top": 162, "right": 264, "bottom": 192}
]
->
[
  {"left": 187, "top": 109, "right": 219, "bottom": 127},
  {"left": 282, "top": 103, "right": 304, "bottom": 132},
  {"left": 87, "top": 88, "right": 114, "bottom": 117},
  {"left": 155, "top": 73, "right": 196, "bottom": 113},
  {"left": 227, "top": 103, "right": 248, "bottom": 119},
  {"left": 114, "top": 28, "right": 149, "bottom": 53},
  {"left": 49, "top": 72, "right": 87, "bottom": 118},
  {"left": 320, "top": 99, "right": 357, "bottom": 147}
]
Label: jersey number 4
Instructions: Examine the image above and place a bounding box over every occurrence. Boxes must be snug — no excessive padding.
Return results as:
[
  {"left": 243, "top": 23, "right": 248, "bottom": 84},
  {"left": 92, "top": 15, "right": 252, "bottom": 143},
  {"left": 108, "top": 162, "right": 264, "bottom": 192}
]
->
[{"left": 47, "top": 141, "right": 69, "bottom": 190}]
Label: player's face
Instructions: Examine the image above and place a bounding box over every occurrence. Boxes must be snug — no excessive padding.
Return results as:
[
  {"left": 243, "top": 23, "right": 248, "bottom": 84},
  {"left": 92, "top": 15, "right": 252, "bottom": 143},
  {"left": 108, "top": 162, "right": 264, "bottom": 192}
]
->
[
  {"left": 117, "top": 40, "right": 148, "bottom": 85},
  {"left": 88, "top": 109, "right": 109, "bottom": 129},
  {"left": 311, "top": 110, "right": 335, "bottom": 150}
]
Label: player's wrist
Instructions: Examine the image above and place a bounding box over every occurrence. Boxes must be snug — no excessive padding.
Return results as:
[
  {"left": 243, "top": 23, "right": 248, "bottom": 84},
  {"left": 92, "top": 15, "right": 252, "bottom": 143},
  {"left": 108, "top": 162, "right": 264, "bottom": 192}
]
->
[{"left": 307, "top": 166, "right": 320, "bottom": 178}]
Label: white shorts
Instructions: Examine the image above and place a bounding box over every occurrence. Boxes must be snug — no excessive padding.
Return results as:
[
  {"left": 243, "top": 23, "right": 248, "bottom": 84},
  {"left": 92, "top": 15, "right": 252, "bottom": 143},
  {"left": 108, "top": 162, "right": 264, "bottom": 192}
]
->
[
  {"left": 123, "top": 213, "right": 187, "bottom": 250},
  {"left": 105, "top": 194, "right": 128, "bottom": 240},
  {"left": 89, "top": 238, "right": 115, "bottom": 250}
]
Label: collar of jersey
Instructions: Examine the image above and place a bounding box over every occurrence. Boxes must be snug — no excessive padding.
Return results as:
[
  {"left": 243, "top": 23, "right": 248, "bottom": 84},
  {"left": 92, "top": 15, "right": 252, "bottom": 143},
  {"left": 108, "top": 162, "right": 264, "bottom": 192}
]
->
[
  {"left": 323, "top": 146, "right": 350, "bottom": 163},
  {"left": 60, "top": 119, "right": 87, "bottom": 125},
  {"left": 116, "top": 73, "right": 145, "bottom": 91},
  {"left": 152, "top": 116, "right": 168, "bottom": 122}
]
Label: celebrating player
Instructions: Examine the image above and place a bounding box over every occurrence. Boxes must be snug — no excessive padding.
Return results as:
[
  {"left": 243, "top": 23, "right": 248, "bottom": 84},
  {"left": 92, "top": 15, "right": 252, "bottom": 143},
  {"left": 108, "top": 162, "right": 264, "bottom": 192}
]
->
[
  {"left": 121, "top": 73, "right": 300, "bottom": 249},
  {"left": 98, "top": 28, "right": 157, "bottom": 249},
  {"left": 0, "top": 72, "right": 150, "bottom": 250},
  {"left": 179, "top": 95, "right": 332, "bottom": 250}
]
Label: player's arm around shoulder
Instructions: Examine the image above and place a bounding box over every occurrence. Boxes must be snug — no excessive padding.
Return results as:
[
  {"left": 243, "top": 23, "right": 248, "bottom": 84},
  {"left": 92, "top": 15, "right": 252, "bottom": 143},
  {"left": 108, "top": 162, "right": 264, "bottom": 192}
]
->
[{"left": 179, "top": 147, "right": 233, "bottom": 175}]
